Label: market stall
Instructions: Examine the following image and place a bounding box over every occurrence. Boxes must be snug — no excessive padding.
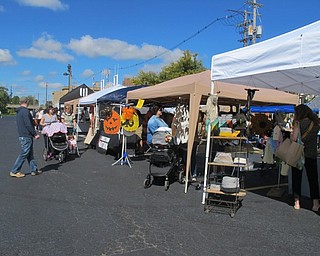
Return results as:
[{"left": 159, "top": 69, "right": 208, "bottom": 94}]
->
[
  {"left": 210, "top": 20, "right": 320, "bottom": 198},
  {"left": 127, "top": 70, "right": 299, "bottom": 193},
  {"left": 82, "top": 85, "right": 145, "bottom": 154}
]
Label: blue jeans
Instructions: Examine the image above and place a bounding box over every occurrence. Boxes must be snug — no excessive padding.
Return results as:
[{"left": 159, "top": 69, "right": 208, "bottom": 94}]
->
[{"left": 11, "top": 137, "right": 37, "bottom": 174}]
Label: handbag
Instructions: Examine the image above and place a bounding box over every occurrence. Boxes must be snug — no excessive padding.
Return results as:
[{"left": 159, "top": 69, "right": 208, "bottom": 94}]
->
[
  {"left": 286, "top": 140, "right": 304, "bottom": 169},
  {"left": 275, "top": 138, "right": 304, "bottom": 168},
  {"left": 275, "top": 121, "right": 313, "bottom": 169}
]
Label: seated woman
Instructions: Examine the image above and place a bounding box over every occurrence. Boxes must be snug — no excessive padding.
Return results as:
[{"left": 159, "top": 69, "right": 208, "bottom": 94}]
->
[
  {"left": 60, "top": 104, "right": 77, "bottom": 135},
  {"left": 147, "top": 105, "right": 169, "bottom": 145},
  {"left": 40, "top": 106, "right": 58, "bottom": 157}
]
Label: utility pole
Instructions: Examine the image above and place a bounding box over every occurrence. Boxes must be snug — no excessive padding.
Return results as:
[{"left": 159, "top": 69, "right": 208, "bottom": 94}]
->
[
  {"left": 249, "top": 0, "right": 262, "bottom": 44},
  {"left": 235, "top": 0, "right": 262, "bottom": 47},
  {"left": 234, "top": 9, "right": 250, "bottom": 47}
]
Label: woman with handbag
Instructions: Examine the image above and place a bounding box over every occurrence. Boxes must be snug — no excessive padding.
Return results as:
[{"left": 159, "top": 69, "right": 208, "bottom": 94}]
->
[{"left": 291, "top": 104, "right": 320, "bottom": 212}]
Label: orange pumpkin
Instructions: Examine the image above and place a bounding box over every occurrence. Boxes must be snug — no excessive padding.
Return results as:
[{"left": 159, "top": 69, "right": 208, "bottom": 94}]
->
[
  {"left": 121, "top": 107, "right": 139, "bottom": 132},
  {"left": 103, "top": 110, "right": 121, "bottom": 134}
]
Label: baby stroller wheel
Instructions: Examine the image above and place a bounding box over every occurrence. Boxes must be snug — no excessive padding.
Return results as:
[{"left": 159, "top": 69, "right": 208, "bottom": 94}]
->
[
  {"left": 58, "top": 152, "right": 65, "bottom": 163},
  {"left": 178, "top": 170, "right": 185, "bottom": 184},
  {"left": 43, "top": 149, "right": 48, "bottom": 161},
  {"left": 164, "top": 179, "right": 170, "bottom": 191},
  {"left": 143, "top": 175, "right": 152, "bottom": 189}
]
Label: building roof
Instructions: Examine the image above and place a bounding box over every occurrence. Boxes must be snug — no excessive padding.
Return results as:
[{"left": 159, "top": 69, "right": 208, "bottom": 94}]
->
[{"left": 59, "top": 84, "right": 94, "bottom": 104}]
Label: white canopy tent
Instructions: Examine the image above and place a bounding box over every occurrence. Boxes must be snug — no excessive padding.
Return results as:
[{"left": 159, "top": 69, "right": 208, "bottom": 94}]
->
[
  {"left": 211, "top": 20, "right": 320, "bottom": 95},
  {"left": 208, "top": 20, "right": 320, "bottom": 202}
]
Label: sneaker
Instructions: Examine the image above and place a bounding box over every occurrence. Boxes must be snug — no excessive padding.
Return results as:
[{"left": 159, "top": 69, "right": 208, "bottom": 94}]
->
[
  {"left": 10, "top": 172, "right": 25, "bottom": 178},
  {"left": 31, "top": 169, "right": 42, "bottom": 176},
  {"left": 192, "top": 177, "right": 197, "bottom": 182}
]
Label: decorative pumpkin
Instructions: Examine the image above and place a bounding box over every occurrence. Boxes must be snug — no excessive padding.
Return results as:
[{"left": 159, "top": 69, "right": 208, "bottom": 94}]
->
[
  {"left": 103, "top": 110, "right": 121, "bottom": 134},
  {"left": 121, "top": 107, "right": 139, "bottom": 132}
]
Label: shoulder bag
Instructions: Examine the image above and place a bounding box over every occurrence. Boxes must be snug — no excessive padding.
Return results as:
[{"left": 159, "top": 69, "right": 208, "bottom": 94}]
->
[{"left": 275, "top": 121, "right": 313, "bottom": 169}]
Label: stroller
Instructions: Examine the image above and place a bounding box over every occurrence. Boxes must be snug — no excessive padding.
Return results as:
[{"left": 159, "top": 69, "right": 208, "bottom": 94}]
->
[
  {"left": 42, "top": 122, "right": 69, "bottom": 163},
  {"left": 143, "top": 128, "right": 183, "bottom": 191}
]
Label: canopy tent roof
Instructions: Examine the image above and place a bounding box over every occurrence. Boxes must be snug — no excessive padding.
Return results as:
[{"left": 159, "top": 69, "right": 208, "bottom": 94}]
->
[
  {"left": 127, "top": 70, "right": 298, "bottom": 106},
  {"left": 79, "top": 85, "right": 126, "bottom": 106},
  {"left": 211, "top": 20, "right": 320, "bottom": 96},
  {"left": 97, "top": 85, "right": 145, "bottom": 104},
  {"left": 59, "top": 84, "right": 94, "bottom": 104}
]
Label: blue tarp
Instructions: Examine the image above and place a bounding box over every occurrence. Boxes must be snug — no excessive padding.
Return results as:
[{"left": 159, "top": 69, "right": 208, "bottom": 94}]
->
[{"left": 249, "top": 105, "right": 295, "bottom": 113}]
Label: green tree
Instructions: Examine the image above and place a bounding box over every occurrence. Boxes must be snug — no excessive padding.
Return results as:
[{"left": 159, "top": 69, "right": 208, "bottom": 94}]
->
[
  {"left": 26, "top": 95, "right": 39, "bottom": 107},
  {"left": 131, "top": 50, "right": 207, "bottom": 86},
  {"left": 158, "top": 51, "right": 206, "bottom": 82},
  {"left": 11, "top": 96, "right": 20, "bottom": 104},
  {"left": 131, "top": 70, "right": 160, "bottom": 86},
  {"left": 0, "top": 87, "right": 10, "bottom": 113}
]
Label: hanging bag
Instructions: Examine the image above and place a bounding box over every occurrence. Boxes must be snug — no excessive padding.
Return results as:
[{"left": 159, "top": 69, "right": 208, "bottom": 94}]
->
[{"left": 275, "top": 121, "right": 313, "bottom": 170}]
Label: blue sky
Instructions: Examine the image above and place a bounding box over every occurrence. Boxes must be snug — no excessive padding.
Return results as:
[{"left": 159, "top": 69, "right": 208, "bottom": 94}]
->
[{"left": 0, "top": 0, "right": 319, "bottom": 105}]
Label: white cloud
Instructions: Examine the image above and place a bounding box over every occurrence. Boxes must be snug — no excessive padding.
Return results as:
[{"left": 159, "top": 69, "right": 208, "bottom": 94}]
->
[
  {"left": 0, "top": 49, "right": 16, "bottom": 65},
  {"left": 48, "top": 71, "right": 58, "bottom": 77},
  {"left": 38, "top": 81, "right": 63, "bottom": 89},
  {"left": 21, "top": 70, "right": 31, "bottom": 76},
  {"left": 16, "top": 0, "right": 68, "bottom": 11},
  {"left": 82, "top": 69, "right": 94, "bottom": 77},
  {"left": 68, "top": 35, "right": 183, "bottom": 63},
  {"left": 17, "top": 34, "right": 74, "bottom": 62},
  {"left": 34, "top": 75, "right": 44, "bottom": 82}
]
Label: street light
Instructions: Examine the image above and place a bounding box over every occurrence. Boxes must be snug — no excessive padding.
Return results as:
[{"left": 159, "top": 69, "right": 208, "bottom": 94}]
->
[{"left": 63, "top": 64, "right": 72, "bottom": 92}]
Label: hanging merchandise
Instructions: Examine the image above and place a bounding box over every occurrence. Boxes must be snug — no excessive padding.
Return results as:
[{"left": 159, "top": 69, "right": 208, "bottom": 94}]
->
[
  {"left": 103, "top": 106, "right": 121, "bottom": 135},
  {"left": 172, "top": 104, "right": 189, "bottom": 144},
  {"left": 121, "top": 106, "right": 139, "bottom": 132},
  {"left": 204, "top": 94, "right": 219, "bottom": 132}
]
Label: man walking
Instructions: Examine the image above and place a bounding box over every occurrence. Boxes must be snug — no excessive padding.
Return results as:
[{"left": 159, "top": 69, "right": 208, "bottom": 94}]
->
[{"left": 10, "top": 97, "right": 41, "bottom": 178}]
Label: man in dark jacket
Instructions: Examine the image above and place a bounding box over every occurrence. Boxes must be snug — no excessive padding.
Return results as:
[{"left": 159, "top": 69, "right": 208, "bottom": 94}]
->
[{"left": 10, "top": 97, "right": 41, "bottom": 178}]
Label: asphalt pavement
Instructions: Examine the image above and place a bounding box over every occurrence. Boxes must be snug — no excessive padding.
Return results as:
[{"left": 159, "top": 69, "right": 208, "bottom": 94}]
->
[{"left": 0, "top": 116, "right": 319, "bottom": 256}]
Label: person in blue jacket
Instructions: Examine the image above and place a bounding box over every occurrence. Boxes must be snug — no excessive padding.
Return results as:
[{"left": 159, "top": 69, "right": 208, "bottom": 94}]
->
[
  {"left": 10, "top": 97, "right": 41, "bottom": 178},
  {"left": 147, "top": 105, "right": 169, "bottom": 144}
]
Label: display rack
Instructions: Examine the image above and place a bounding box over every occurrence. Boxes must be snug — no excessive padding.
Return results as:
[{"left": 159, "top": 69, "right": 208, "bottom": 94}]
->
[
  {"left": 202, "top": 136, "right": 248, "bottom": 217},
  {"left": 112, "top": 132, "right": 133, "bottom": 168},
  {"left": 111, "top": 103, "right": 133, "bottom": 168}
]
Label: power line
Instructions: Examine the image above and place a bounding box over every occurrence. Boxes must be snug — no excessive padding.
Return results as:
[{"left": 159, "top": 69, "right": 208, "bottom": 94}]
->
[
  {"left": 119, "top": 13, "right": 241, "bottom": 70},
  {"left": 77, "top": 10, "right": 244, "bottom": 85}
]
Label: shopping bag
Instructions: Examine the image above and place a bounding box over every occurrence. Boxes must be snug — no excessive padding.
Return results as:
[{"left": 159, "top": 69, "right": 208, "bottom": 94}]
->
[
  {"left": 275, "top": 138, "right": 291, "bottom": 162},
  {"left": 275, "top": 139, "right": 304, "bottom": 169},
  {"left": 286, "top": 140, "right": 304, "bottom": 169}
]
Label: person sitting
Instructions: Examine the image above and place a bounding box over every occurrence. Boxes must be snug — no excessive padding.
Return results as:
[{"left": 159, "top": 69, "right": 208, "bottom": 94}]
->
[{"left": 147, "top": 105, "right": 169, "bottom": 145}]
